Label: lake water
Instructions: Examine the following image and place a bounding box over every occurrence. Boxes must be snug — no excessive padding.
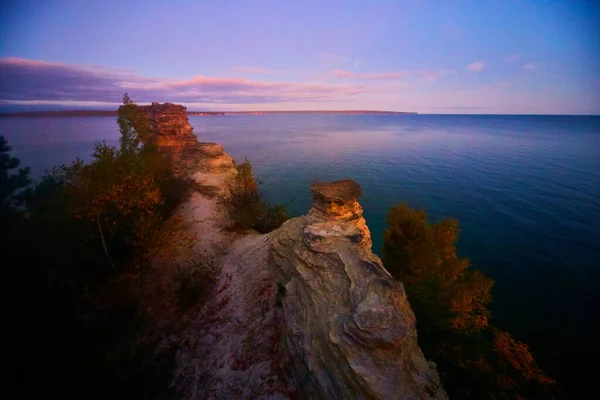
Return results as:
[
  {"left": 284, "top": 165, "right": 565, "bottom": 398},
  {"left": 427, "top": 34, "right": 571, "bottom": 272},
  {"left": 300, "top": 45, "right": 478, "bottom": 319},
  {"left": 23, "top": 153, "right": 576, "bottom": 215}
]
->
[{"left": 2, "top": 114, "right": 599, "bottom": 396}]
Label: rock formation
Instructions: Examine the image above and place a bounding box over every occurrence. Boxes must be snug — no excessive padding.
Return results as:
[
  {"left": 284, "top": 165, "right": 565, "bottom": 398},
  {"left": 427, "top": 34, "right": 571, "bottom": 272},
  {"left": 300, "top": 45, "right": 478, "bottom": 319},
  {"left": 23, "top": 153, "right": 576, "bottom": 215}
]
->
[
  {"left": 140, "top": 102, "right": 194, "bottom": 139},
  {"left": 268, "top": 181, "right": 446, "bottom": 399},
  {"left": 138, "top": 102, "right": 200, "bottom": 174},
  {"left": 144, "top": 103, "right": 447, "bottom": 399}
]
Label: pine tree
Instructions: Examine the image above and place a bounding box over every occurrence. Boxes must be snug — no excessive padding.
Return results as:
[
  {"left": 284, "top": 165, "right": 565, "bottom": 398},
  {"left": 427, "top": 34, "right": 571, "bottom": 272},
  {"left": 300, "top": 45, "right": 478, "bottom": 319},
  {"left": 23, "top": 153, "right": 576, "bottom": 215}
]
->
[
  {"left": 0, "top": 135, "right": 31, "bottom": 206},
  {"left": 383, "top": 202, "right": 555, "bottom": 399}
]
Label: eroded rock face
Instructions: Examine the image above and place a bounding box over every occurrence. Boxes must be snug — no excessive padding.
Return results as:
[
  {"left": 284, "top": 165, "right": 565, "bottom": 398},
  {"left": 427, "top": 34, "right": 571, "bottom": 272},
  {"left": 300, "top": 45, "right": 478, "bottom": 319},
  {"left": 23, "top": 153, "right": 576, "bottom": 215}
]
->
[
  {"left": 269, "top": 181, "right": 447, "bottom": 399},
  {"left": 308, "top": 179, "right": 372, "bottom": 251},
  {"left": 140, "top": 101, "right": 194, "bottom": 139},
  {"left": 191, "top": 142, "right": 237, "bottom": 198},
  {"left": 141, "top": 103, "right": 446, "bottom": 398},
  {"left": 138, "top": 102, "right": 201, "bottom": 174}
]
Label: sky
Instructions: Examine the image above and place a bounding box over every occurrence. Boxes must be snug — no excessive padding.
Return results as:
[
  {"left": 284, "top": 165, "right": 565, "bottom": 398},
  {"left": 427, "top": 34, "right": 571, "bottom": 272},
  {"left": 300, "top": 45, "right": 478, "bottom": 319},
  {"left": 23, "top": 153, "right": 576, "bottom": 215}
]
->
[{"left": 0, "top": 0, "right": 599, "bottom": 114}]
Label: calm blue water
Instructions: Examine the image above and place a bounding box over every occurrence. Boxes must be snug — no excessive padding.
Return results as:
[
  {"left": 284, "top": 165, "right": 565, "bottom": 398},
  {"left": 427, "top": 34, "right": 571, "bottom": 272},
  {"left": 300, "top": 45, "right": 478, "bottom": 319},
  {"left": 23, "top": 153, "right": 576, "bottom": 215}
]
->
[{"left": 2, "top": 114, "right": 599, "bottom": 395}]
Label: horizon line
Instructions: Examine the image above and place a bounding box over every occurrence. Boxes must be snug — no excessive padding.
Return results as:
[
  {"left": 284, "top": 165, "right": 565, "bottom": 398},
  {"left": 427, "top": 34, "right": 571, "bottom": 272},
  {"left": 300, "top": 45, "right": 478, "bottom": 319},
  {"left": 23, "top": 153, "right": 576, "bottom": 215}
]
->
[{"left": 0, "top": 109, "right": 598, "bottom": 117}]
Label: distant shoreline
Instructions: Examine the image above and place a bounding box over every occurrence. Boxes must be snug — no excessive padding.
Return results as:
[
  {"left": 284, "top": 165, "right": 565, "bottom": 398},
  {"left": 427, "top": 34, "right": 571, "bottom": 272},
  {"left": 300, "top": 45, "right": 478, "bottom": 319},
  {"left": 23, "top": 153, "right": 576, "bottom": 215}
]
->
[{"left": 0, "top": 109, "right": 418, "bottom": 117}]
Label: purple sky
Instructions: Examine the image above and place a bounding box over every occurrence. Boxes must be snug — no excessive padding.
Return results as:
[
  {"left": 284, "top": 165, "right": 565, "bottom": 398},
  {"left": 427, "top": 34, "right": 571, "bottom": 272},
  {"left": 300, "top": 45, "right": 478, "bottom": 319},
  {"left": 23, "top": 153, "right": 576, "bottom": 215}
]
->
[{"left": 1, "top": 0, "right": 599, "bottom": 114}]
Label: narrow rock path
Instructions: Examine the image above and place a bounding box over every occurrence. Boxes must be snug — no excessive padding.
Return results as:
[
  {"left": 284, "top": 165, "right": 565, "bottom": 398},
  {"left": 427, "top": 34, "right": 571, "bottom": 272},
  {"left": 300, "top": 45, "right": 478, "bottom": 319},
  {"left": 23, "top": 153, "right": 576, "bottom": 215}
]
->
[{"left": 169, "top": 145, "right": 298, "bottom": 399}]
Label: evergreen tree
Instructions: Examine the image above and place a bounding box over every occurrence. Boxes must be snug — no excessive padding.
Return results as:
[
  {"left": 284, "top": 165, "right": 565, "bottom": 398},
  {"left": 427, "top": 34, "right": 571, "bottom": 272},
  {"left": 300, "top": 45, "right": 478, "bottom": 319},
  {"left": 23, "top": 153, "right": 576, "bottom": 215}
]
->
[
  {"left": 0, "top": 135, "right": 31, "bottom": 245},
  {"left": 10, "top": 95, "right": 190, "bottom": 398},
  {"left": 383, "top": 202, "right": 555, "bottom": 399},
  {"left": 0, "top": 135, "right": 30, "bottom": 206},
  {"left": 230, "top": 159, "right": 289, "bottom": 233}
]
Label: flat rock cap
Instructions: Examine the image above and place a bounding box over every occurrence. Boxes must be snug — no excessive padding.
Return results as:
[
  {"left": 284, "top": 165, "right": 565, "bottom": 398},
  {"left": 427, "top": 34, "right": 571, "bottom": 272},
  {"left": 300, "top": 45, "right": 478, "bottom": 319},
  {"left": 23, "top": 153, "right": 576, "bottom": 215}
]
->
[{"left": 311, "top": 180, "right": 363, "bottom": 203}]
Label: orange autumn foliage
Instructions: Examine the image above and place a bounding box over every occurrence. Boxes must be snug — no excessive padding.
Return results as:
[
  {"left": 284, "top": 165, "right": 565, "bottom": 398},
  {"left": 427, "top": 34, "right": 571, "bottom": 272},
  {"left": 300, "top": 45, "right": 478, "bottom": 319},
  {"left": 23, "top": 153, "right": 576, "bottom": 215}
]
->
[
  {"left": 383, "top": 202, "right": 555, "bottom": 399},
  {"left": 383, "top": 203, "right": 493, "bottom": 333}
]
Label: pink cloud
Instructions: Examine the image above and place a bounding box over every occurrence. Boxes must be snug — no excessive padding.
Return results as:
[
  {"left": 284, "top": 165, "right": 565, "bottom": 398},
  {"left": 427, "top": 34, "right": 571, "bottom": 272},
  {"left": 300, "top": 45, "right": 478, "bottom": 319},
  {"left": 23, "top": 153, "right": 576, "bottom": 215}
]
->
[
  {"left": 507, "top": 54, "right": 520, "bottom": 62},
  {"left": 0, "top": 57, "right": 370, "bottom": 104},
  {"left": 332, "top": 69, "right": 356, "bottom": 78},
  {"left": 467, "top": 61, "right": 485, "bottom": 72}
]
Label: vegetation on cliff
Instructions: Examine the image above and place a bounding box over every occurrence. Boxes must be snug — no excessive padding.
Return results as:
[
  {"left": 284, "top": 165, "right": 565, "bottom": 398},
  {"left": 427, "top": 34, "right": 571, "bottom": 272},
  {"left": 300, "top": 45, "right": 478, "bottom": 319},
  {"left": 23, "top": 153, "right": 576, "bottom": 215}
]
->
[
  {"left": 3, "top": 95, "right": 557, "bottom": 398},
  {"left": 0, "top": 135, "right": 31, "bottom": 235},
  {"left": 230, "top": 158, "right": 289, "bottom": 233},
  {"left": 383, "top": 203, "right": 556, "bottom": 399},
  {"left": 6, "top": 95, "right": 192, "bottom": 398}
]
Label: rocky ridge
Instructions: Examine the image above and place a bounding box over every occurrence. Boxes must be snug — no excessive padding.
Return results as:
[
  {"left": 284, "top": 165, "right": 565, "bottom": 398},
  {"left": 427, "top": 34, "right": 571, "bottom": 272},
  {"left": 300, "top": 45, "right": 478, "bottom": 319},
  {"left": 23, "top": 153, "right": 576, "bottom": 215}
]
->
[{"left": 146, "top": 102, "right": 447, "bottom": 399}]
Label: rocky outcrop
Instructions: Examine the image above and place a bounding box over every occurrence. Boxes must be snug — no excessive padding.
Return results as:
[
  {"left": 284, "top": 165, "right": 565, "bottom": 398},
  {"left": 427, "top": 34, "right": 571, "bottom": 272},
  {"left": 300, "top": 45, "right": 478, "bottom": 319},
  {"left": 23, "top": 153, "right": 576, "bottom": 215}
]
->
[
  {"left": 138, "top": 102, "right": 200, "bottom": 174},
  {"left": 190, "top": 142, "right": 238, "bottom": 198},
  {"left": 140, "top": 102, "right": 194, "bottom": 140},
  {"left": 268, "top": 181, "right": 446, "bottom": 399},
  {"left": 143, "top": 102, "right": 446, "bottom": 399}
]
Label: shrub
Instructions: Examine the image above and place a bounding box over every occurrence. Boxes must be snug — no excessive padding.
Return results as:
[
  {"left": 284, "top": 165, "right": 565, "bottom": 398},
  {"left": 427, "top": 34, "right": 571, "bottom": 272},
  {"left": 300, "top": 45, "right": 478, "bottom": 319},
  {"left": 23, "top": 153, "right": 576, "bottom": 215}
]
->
[
  {"left": 383, "top": 202, "right": 555, "bottom": 399},
  {"left": 230, "top": 159, "right": 289, "bottom": 233},
  {"left": 7, "top": 94, "right": 196, "bottom": 398}
]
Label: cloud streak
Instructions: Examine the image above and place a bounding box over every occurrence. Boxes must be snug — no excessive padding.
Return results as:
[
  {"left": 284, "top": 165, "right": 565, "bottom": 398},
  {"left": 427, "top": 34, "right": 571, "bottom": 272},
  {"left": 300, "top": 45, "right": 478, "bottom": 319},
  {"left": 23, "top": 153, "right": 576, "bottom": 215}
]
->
[
  {"left": 467, "top": 61, "right": 485, "bottom": 72},
  {"left": 523, "top": 62, "right": 541, "bottom": 70},
  {"left": 0, "top": 57, "right": 369, "bottom": 104},
  {"left": 230, "top": 67, "right": 285, "bottom": 75},
  {"left": 316, "top": 53, "right": 349, "bottom": 68},
  {"left": 331, "top": 69, "right": 453, "bottom": 82}
]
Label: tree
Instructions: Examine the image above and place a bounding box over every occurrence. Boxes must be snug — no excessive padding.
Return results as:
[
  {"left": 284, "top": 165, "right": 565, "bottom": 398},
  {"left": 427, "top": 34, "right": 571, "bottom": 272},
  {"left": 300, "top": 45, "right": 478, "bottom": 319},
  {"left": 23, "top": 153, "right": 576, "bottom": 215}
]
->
[
  {"left": 66, "top": 142, "right": 163, "bottom": 269},
  {"left": 0, "top": 135, "right": 30, "bottom": 206},
  {"left": 383, "top": 203, "right": 493, "bottom": 332},
  {"left": 117, "top": 92, "right": 152, "bottom": 154},
  {"left": 9, "top": 94, "right": 195, "bottom": 399},
  {"left": 0, "top": 136, "right": 31, "bottom": 245},
  {"left": 383, "top": 202, "right": 555, "bottom": 399},
  {"left": 53, "top": 95, "right": 167, "bottom": 270},
  {"left": 230, "top": 159, "right": 288, "bottom": 233}
]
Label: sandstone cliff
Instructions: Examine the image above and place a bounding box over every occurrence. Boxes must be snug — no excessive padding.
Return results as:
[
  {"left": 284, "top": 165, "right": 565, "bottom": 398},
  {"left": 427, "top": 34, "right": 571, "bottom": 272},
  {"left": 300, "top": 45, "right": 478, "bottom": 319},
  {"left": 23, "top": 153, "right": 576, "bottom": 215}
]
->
[
  {"left": 138, "top": 102, "right": 203, "bottom": 174},
  {"left": 145, "top": 103, "right": 447, "bottom": 399},
  {"left": 269, "top": 181, "right": 445, "bottom": 399}
]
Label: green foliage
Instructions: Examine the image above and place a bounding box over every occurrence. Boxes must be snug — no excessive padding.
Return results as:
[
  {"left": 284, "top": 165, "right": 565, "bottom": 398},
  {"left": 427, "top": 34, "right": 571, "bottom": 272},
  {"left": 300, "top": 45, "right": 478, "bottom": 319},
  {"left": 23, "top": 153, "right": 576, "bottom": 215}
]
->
[
  {"left": 230, "top": 159, "right": 289, "bottom": 233},
  {"left": 67, "top": 140, "right": 168, "bottom": 268},
  {"left": 0, "top": 135, "right": 31, "bottom": 241},
  {"left": 383, "top": 202, "right": 555, "bottom": 399},
  {"left": 117, "top": 92, "right": 152, "bottom": 153},
  {"left": 7, "top": 94, "right": 196, "bottom": 398},
  {"left": 0, "top": 135, "right": 31, "bottom": 202},
  {"left": 383, "top": 203, "right": 493, "bottom": 332}
]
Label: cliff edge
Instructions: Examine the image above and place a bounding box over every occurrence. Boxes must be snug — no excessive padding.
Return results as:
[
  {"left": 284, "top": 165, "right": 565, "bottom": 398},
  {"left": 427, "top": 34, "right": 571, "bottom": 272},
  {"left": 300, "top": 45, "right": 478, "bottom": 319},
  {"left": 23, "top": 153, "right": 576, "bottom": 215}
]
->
[{"left": 145, "top": 103, "right": 447, "bottom": 399}]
